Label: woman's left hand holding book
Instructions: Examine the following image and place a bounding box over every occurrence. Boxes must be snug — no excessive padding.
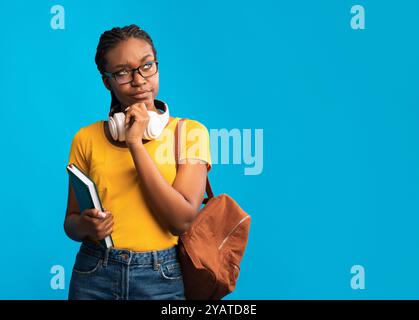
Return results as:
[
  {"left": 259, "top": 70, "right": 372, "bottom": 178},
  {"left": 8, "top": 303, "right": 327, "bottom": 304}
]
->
[{"left": 78, "top": 208, "right": 114, "bottom": 243}]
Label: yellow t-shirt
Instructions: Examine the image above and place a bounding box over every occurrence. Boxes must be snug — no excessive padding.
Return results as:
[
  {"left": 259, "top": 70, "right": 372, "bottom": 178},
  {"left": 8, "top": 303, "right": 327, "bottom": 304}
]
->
[{"left": 66, "top": 117, "right": 212, "bottom": 251}]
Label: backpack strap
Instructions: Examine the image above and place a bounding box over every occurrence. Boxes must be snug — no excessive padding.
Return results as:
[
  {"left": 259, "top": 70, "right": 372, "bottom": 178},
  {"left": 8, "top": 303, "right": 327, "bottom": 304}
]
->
[{"left": 174, "top": 118, "right": 214, "bottom": 204}]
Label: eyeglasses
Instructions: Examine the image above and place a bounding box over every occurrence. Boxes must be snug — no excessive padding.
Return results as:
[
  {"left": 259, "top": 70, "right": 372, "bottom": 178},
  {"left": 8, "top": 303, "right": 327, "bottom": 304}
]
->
[{"left": 104, "top": 61, "right": 159, "bottom": 85}]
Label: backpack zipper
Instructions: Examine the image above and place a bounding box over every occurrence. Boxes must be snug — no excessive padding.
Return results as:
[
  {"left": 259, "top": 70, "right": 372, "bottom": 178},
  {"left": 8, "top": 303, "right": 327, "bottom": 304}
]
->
[{"left": 218, "top": 215, "right": 250, "bottom": 250}]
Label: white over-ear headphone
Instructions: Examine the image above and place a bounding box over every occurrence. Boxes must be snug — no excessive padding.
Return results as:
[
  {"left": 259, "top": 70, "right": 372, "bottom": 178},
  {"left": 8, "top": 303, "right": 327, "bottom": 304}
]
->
[{"left": 108, "top": 99, "right": 170, "bottom": 141}]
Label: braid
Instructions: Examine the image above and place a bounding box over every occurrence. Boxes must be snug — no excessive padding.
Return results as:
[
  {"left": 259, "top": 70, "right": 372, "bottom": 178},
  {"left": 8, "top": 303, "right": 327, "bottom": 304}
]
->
[{"left": 95, "top": 24, "right": 157, "bottom": 112}]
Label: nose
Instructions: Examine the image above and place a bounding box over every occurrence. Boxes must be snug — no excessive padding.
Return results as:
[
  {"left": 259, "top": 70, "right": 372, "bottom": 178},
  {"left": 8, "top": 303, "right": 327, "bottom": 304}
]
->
[{"left": 131, "top": 69, "right": 147, "bottom": 86}]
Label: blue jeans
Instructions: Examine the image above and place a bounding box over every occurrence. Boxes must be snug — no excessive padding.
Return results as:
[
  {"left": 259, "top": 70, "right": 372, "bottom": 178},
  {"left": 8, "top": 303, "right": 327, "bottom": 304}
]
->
[{"left": 68, "top": 241, "right": 185, "bottom": 300}]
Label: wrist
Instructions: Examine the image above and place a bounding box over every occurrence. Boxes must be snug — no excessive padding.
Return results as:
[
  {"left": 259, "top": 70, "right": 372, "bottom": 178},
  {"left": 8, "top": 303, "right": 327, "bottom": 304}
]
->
[
  {"left": 65, "top": 213, "right": 88, "bottom": 242},
  {"left": 127, "top": 140, "right": 144, "bottom": 150},
  {"left": 75, "top": 214, "right": 89, "bottom": 240}
]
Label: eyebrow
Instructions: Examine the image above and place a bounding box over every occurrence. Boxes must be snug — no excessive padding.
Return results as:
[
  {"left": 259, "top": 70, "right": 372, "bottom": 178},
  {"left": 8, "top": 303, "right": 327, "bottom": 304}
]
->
[{"left": 113, "top": 54, "right": 154, "bottom": 69}]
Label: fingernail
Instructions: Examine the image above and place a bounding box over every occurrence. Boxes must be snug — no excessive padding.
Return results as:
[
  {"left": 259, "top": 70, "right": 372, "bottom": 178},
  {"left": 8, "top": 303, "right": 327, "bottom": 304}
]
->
[{"left": 99, "top": 211, "right": 106, "bottom": 218}]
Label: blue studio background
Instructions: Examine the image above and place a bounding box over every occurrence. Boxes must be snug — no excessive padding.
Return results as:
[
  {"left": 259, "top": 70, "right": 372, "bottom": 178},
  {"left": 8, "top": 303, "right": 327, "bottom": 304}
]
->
[{"left": 1, "top": 0, "right": 419, "bottom": 299}]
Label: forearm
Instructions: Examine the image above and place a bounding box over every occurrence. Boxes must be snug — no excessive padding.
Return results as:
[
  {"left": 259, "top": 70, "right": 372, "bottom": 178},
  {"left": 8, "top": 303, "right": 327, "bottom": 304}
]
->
[
  {"left": 128, "top": 142, "right": 196, "bottom": 234},
  {"left": 64, "top": 213, "right": 87, "bottom": 242}
]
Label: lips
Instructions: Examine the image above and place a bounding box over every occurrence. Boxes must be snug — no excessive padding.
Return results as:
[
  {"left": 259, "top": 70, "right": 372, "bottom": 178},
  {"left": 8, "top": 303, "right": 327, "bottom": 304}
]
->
[{"left": 130, "top": 90, "right": 150, "bottom": 96}]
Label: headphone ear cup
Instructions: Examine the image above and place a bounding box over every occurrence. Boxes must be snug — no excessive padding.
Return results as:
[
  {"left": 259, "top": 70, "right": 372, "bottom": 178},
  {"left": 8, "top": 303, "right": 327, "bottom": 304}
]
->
[
  {"left": 115, "top": 112, "right": 126, "bottom": 142},
  {"left": 108, "top": 112, "right": 126, "bottom": 141},
  {"left": 143, "top": 102, "right": 170, "bottom": 140},
  {"left": 108, "top": 115, "right": 118, "bottom": 141},
  {"left": 144, "top": 111, "right": 160, "bottom": 140}
]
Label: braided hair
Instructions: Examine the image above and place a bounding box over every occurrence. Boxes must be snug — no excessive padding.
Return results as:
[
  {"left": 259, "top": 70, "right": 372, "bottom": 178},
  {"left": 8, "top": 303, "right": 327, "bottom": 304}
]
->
[{"left": 95, "top": 24, "right": 158, "bottom": 114}]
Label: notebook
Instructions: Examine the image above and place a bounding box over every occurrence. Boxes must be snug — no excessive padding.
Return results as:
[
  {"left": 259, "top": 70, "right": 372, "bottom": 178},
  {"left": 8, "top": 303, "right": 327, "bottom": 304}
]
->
[{"left": 66, "top": 163, "right": 114, "bottom": 249}]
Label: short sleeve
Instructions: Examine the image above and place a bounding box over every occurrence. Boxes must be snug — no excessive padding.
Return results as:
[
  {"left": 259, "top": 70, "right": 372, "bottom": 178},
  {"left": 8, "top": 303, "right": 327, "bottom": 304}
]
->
[
  {"left": 178, "top": 119, "right": 212, "bottom": 172},
  {"left": 66, "top": 128, "right": 90, "bottom": 175}
]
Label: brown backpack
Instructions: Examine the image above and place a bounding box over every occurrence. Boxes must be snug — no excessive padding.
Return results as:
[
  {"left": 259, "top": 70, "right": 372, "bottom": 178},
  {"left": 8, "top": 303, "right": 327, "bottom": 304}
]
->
[{"left": 174, "top": 118, "right": 251, "bottom": 300}]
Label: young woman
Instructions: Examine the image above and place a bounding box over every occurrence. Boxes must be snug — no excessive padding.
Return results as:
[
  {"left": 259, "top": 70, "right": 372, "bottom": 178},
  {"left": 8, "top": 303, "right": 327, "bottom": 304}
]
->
[{"left": 64, "top": 24, "right": 212, "bottom": 300}]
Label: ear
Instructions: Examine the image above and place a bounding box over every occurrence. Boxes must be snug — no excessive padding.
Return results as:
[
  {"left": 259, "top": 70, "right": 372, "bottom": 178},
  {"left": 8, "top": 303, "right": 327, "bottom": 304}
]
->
[{"left": 102, "top": 75, "right": 112, "bottom": 91}]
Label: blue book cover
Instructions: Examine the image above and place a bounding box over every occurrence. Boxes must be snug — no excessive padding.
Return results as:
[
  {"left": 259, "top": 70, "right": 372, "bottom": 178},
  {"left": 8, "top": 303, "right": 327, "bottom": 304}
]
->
[{"left": 66, "top": 163, "right": 114, "bottom": 249}]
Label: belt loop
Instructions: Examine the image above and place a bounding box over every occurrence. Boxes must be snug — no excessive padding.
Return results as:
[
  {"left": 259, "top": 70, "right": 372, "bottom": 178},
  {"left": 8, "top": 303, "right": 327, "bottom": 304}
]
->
[
  {"left": 152, "top": 251, "right": 159, "bottom": 270},
  {"left": 103, "top": 248, "right": 110, "bottom": 267}
]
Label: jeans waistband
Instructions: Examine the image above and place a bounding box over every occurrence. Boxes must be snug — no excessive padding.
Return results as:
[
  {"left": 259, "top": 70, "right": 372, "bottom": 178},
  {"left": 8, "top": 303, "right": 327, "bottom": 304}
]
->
[{"left": 80, "top": 241, "right": 179, "bottom": 268}]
